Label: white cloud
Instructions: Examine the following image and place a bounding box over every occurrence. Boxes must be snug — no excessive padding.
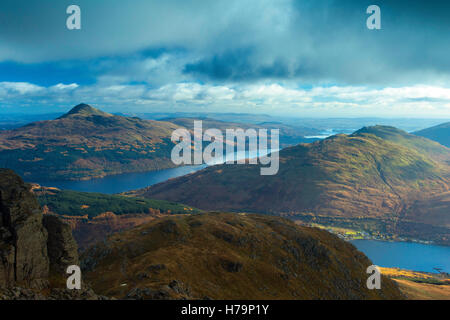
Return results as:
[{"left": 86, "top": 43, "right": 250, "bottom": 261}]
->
[
  {"left": 0, "top": 81, "right": 44, "bottom": 95},
  {"left": 1, "top": 80, "right": 450, "bottom": 117},
  {"left": 147, "top": 83, "right": 236, "bottom": 103},
  {"left": 51, "top": 83, "right": 79, "bottom": 90}
]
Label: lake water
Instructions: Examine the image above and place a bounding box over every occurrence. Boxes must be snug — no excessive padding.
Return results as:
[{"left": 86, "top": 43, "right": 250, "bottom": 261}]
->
[
  {"left": 35, "top": 164, "right": 208, "bottom": 194},
  {"left": 33, "top": 149, "right": 275, "bottom": 194},
  {"left": 351, "top": 240, "right": 450, "bottom": 273}
]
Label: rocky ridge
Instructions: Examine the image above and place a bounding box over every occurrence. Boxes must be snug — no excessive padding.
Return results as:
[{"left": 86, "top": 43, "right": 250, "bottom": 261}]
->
[{"left": 0, "top": 168, "right": 100, "bottom": 299}]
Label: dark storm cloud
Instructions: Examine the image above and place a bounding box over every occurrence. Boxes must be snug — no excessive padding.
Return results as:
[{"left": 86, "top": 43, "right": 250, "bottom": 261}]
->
[
  {"left": 184, "top": 49, "right": 325, "bottom": 82},
  {"left": 0, "top": 0, "right": 450, "bottom": 86},
  {"left": 184, "top": 49, "right": 297, "bottom": 81},
  {"left": 183, "top": 0, "right": 450, "bottom": 85}
]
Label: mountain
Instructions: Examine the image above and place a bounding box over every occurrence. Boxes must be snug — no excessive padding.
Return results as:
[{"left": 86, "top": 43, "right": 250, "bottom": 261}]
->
[
  {"left": 0, "top": 104, "right": 181, "bottom": 181},
  {"left": 356, "top": 125, "right": 450, "bottom": 159},
  {"left": 81, "top": 212, "right": 403, "bottom": 299},
  {"left": 130, "top": 126, "right": 450, "bottom": 244},
  {"left": 163, "top": 117, "right": 320, "bottom": 146},
  {"left": 59, "top": 103, "right": 111, "bottom": 118},
  {"left": 0, "top": 113, "right": 64, "bottom": 130},
  {"left": 414, "top": 122, "right": 450, "bottom": 148}
]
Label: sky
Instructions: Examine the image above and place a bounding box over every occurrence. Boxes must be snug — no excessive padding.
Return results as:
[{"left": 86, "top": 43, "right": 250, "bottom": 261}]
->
[{"left": 1, "top": 0, "right": 450, "bottom": 117}]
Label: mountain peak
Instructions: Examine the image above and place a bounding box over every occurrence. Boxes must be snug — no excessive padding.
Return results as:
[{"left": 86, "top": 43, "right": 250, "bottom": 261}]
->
[
  {"left": 60, "top": 104, "right": 112, "bottom": 118},
  {"left": 353, "top": 125, "right": 402, "bottom": 136}
]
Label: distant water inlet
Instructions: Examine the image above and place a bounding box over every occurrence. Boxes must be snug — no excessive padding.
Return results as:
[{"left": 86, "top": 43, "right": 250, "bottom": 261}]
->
[{"left": 351, "top": 240, "right": 450, "bottom": 273}]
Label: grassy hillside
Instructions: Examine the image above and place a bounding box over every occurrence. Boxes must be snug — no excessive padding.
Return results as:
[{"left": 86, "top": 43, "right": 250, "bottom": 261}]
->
[
  {"left": 414, "top": 122, "right": 450, "bottom": 148},
  {"left": 131, "top": 126, "right": 450, "bottom": 244},
  {"left": 81, "top": 212, "right": 403, "bottom": 300},
  {"left": 356, "top": 125, "right": 450, "bottom": 159},
  {"left": 393, "top": 279, "right": 450, "bottom": 300},
  {"left": 380, "top": 267, "right": 450, "bottom": 299},
  {"left": 34, "top": 186, "right": 199, "bottom": 249},
  {"left": 36, "top": 188, "right": 199, "bottom": 218},
  {"left": 0, "top": 104, "right": 181, "bottom": 181}
]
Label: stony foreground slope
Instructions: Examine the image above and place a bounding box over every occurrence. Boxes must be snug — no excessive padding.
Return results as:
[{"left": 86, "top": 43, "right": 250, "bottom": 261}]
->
[{"left": 81, "top": 212, "right": 403, "bottom": 300}]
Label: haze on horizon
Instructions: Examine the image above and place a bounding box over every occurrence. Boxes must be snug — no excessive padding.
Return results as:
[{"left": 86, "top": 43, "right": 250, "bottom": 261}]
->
[{"left": 1, "top": 0, "right": 450, "bottom": 118}]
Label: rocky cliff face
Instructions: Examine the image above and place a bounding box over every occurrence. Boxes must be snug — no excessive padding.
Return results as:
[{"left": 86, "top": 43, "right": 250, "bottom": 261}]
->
[
  {"left": 0, "top": 169, "right": 49, "bottom": 288},
  {"left": 43, "top": 215, "right": 79, "bottom": 274},
  {"left": 0, "top": 169, "right": 78, "bottom": 290}
]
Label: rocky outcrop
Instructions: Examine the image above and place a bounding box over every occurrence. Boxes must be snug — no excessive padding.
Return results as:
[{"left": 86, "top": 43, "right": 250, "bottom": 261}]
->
[
  {"left": 0, "top": 169, "right": 80, "bottom": 293},
  {"left": 43, "top": 215, "right": 79, "bottom": 274},
  {"left": 0, "top": 286, "right": 109, "bottom": 300},
  {"left": 0, "top": 169, "right": 49, "bottom": 288}
]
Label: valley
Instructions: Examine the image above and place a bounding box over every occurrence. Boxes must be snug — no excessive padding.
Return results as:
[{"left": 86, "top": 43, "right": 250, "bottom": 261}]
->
[{"left": 1, "top": 108, "right": 450, "bottom": 300}]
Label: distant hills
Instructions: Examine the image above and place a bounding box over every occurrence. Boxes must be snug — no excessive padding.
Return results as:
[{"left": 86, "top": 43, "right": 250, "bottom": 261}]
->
[
  {"left": 130, "top": 125, "right": 450, "bottom": 245},
  {"left": 129, "top": 112, "right": 449, "bottom": 133},
  {"left": 0, "top": 104, "right": 181, "bottom": 181},
  {"left": 164, "top": 117, "right": 319, "bottom": 147},
  {"left": 414, "top": 122, "right": 450, "bottom": 148},
  {"left": 81, "top": 212, "right": 403, "bottom": 299},
  {"left": 0, "top": 104, "right": 319, "bottom": 181}
]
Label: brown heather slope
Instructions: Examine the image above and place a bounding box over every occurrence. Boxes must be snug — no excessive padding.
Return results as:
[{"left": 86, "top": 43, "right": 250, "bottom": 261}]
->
[
  {"left": 0, "top": 104, "right": 181, "bottom": 181},
  {"left": 81, "top": 212, "right": 403, "bottom": 300},
  {"left": 61, "top": 213, "right": 160, "bottom": 251},
  {"left": 131, "top": 126, "right": 450, "bottom": 244},
  {"left": 32, "top": 186, "right": 200, "bottom": 250}
]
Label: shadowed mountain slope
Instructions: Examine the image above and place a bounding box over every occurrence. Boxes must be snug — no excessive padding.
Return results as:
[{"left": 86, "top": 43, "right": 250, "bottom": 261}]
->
[
  {"left": 414, "top": 122, "right": 450, "bottom": 148},
  {"left": 81, "top": 212, "right": 403, "bottom": 300}
]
